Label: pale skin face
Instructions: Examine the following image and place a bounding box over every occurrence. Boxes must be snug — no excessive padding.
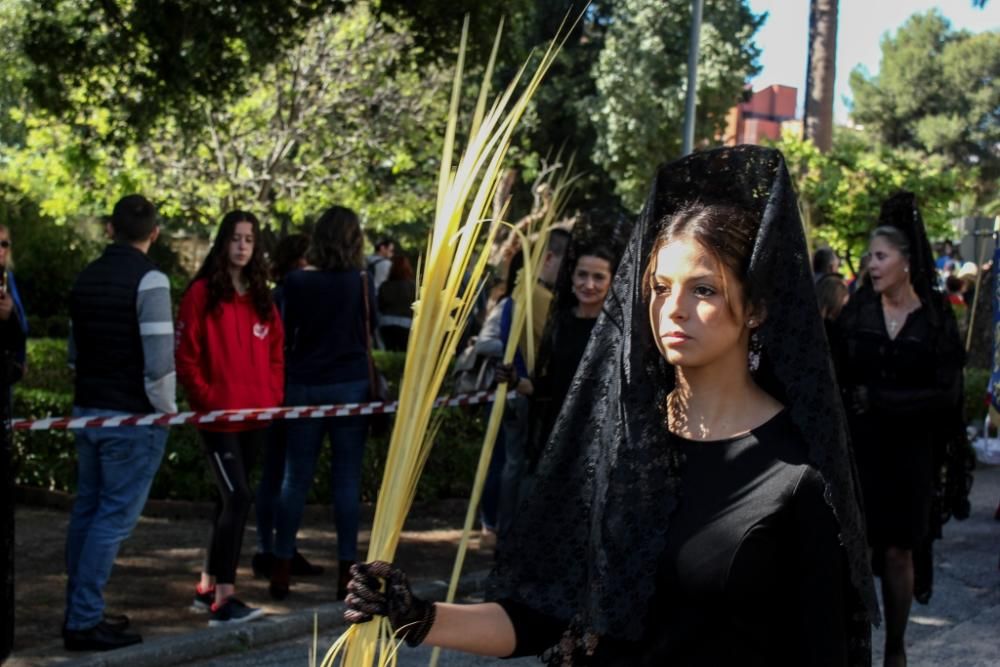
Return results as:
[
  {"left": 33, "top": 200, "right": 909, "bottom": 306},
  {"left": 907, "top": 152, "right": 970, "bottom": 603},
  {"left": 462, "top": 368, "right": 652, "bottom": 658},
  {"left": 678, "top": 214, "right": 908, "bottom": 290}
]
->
[
  {"left": 867, "top": 235, "right": 909, "bottom": 295},
  {"left": 228, "top": 221, "right": 254, "bottom": 270},
  {"left": 648, "top": 238, "right": 754, "bottom": 370},
  {"left": 572, "top": 255, "right": 613, "bottom": 314}
]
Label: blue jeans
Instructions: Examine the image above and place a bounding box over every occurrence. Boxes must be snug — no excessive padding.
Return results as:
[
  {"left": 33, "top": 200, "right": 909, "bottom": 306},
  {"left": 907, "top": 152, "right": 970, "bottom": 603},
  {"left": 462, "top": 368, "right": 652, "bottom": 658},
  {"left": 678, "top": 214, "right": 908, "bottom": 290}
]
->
[
  {"left": 497, "top": 394, "right": 531, "bottom": 541},
  {"left": 274, "top": 380, "right": 369, "bottom": 561},
  {"left": 480, "top": 424, "right": 506, "bottom": 532},
  {"left": 64, "top": 407, "right": 167, "bottom": 630}
]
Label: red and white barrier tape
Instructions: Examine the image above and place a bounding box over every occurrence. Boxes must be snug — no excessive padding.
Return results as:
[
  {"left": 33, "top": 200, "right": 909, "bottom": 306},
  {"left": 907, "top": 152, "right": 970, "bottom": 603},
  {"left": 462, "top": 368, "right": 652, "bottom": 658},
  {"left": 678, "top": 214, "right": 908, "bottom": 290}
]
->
[{"left": 13, "top": 389, "right": 513, "bottom": 431}]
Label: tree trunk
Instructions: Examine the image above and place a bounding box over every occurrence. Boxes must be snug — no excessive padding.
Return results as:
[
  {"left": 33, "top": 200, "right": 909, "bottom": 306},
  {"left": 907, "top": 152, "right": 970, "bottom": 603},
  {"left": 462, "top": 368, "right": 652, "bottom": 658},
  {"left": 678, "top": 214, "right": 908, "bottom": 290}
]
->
[{"left": 803, "top": 0, "right": 839, "bottom": 152}]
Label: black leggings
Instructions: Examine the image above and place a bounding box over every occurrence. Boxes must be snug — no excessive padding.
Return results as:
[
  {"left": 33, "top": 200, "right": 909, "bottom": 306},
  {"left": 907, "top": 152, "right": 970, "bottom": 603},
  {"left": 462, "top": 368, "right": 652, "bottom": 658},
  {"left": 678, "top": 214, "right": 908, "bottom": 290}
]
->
[{"left": 201, "top": 429, "right": 265, "bottom": 585}]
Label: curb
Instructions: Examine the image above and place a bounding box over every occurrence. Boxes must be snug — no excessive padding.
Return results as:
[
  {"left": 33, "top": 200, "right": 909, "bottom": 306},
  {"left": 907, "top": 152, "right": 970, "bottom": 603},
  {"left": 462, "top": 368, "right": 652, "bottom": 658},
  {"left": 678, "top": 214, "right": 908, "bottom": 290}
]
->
[{"left": 59, "top": 569, "right": 492, "bottom": 667}]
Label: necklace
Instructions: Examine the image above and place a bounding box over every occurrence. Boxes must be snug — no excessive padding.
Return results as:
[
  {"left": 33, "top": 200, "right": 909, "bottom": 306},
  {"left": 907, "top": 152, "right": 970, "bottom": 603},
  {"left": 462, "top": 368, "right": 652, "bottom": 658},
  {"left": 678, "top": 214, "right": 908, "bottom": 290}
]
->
[{"left": 883, "top": 297, "right": 917, "bottom": 337}]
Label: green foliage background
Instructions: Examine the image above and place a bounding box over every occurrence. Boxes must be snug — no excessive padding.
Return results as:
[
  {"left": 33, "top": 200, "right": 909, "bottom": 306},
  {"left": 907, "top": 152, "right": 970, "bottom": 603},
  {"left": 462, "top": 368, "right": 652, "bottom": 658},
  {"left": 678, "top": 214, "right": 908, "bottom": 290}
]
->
[
  {"left": 12, "top": 341, "right": 491, "bottom": 503},
  {"left": 772, "top": 129, "right": 968, "bottom": 269}
]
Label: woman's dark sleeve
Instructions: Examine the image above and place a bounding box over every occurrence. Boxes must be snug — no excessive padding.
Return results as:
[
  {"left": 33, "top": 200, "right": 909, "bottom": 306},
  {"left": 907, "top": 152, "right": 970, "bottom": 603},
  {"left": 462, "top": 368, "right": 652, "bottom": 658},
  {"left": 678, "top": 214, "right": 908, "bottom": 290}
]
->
[
  {"left": 870, "top": 302, "right": 965, "bottom": 415},
  {"left": 365, "top": 273, "right": 378, "bottom": 336},
  {"left": 792, "top": 467, "right": 850, "bottom": 666},
  {"left": 495, "top": 598, "right": 567, "bottom": 659}
]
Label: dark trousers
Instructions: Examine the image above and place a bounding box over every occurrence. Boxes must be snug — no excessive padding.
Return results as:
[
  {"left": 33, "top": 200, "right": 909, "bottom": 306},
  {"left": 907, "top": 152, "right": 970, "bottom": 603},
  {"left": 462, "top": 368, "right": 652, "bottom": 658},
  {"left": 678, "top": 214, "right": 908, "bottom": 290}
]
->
[{"left": 201, "top": 429, "right": 265, "bottom": 585}]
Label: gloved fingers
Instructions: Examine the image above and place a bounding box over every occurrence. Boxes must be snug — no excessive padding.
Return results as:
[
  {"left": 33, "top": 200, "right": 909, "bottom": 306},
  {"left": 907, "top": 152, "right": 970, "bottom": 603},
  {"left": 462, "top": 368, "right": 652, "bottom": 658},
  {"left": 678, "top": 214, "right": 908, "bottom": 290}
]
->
[
  {"left": 345, "top": 588, "right": 386, "bottom": 615},
  {"left": 347, "top": 573, "right": 385, "bottom": 602},
  {"left": 343, "top": 604, "right": 374, "bottom": 624}
]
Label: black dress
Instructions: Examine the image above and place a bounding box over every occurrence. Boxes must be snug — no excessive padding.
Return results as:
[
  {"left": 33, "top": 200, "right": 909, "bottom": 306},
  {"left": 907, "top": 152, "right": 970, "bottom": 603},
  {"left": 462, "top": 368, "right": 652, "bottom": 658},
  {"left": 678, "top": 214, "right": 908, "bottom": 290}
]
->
[
  {"left": 500, "top": 411, "right": 851, "bottom": 666},
  {"left": 836, "top": 297, "right": 962, "bottom": 552},
  {"left": 527, "top": 311, "right": 596, "bottom": 462}
]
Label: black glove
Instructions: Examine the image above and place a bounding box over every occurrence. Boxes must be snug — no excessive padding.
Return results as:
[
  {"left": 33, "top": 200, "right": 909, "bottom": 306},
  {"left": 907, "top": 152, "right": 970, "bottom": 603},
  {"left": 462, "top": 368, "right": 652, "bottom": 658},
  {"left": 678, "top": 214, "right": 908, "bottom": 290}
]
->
[
  {"left": 493, "top": 362, "right": 518, "bottom": 388},
  {"left": 343, "top": 561, "right": 436, "bottom": 647}
]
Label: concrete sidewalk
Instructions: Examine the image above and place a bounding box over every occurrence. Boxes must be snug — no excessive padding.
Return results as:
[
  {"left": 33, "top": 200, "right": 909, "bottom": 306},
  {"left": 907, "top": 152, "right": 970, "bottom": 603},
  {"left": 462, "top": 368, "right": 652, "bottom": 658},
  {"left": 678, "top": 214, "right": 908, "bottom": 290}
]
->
[
  {"left": 5, "top": 496, "right": 497, "bottom": 667},
  {"left": 872, "top": 463, "right": 1000, "bottom": 667},
  {"left": 8, "top": 466, "right": 999, "bottom": 667},
  {"left": 50, "top": 571, "right": 493, "bottom": 667}
]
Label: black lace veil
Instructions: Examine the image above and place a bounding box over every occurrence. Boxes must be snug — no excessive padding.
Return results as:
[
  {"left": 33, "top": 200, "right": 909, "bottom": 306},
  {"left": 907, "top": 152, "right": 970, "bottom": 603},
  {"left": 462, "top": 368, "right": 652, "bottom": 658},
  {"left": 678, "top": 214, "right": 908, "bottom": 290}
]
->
[
  {"left": 855, "top": 191, "right": 945, "bottom": 324},
  {"left": 487, "top": 146, "right": 878, "bottom": 656}
]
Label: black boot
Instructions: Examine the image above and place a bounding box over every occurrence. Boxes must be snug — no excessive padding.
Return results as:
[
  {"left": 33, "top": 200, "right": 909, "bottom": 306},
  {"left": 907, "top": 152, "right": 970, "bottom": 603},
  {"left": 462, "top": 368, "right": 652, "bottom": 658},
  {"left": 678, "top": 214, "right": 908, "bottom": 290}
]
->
[
  {"left": 291, "top": 549, "right": 325, "bottom": 576},
  {"left": 252, "top": 552, "right": 275, "bottom": 579},
  {"left": 269, "top": 558, "right": 291, "bottom": 601}
]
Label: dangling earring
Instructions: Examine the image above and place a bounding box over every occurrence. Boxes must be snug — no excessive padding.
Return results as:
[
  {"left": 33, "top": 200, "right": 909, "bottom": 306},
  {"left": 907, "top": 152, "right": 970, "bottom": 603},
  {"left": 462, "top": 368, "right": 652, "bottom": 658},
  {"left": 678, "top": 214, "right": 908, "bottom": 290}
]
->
[{"left": 748, "top": 330, "right": 762, "bottom": 372}]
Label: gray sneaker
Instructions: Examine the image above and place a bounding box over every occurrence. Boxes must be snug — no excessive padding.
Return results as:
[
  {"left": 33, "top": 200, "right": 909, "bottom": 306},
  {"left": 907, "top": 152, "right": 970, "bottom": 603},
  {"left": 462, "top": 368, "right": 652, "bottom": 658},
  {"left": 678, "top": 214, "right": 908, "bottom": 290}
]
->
[{"left": 208, "top": 597, "right": 265, "bottom": 626}]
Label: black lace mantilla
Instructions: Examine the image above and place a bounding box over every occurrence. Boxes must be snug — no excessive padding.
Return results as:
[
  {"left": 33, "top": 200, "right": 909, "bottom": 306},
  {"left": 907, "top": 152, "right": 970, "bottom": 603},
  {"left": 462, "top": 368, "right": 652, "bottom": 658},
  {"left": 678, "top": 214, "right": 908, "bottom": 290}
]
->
[{"left": 487, "top": 145, "right": 879, "bottom": 664}]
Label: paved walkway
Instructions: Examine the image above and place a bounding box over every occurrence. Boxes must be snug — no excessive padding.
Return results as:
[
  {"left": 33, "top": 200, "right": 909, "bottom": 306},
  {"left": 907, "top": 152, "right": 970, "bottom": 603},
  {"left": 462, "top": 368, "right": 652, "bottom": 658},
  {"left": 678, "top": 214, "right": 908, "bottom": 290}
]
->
[{"left": 6, "top": 465, "right": 999, "bottom": 667}]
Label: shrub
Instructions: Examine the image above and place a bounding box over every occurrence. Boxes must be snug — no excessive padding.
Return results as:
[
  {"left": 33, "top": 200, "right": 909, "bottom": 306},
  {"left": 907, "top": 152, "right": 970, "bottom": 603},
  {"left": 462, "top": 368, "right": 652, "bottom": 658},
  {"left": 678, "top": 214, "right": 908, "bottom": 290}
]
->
[{"left": 964, "top": 366, "right": 991, "bottom": 424}]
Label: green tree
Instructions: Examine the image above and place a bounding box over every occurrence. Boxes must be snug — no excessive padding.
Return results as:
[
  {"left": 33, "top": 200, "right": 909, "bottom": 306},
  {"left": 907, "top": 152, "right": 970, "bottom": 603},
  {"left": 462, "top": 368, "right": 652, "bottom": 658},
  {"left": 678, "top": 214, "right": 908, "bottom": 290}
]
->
[
  {"left": 588, "top": 0, "right": 764, "bottom": 210},
  {"left": 848, "top": 10, "right": 1000, "bottom": 188},
  {"left": 1, "top": 3, "right": 450, "bottom": 245},
  {"left": 13, "top": 0, "right": 540, "bottom": 140},
  {"left": 774, "top": 130, "right": 966, "bottom": 267},
  {"left": 17, "top": 0, "right": 338, "bottom": 137}
]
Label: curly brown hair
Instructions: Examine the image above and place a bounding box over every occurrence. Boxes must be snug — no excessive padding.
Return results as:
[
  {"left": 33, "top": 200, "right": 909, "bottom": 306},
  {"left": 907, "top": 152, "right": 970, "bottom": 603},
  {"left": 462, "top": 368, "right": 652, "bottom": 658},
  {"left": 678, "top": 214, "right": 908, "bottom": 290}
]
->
[{"left": 191, "top": 210, "right": 274, "bottom": 322}]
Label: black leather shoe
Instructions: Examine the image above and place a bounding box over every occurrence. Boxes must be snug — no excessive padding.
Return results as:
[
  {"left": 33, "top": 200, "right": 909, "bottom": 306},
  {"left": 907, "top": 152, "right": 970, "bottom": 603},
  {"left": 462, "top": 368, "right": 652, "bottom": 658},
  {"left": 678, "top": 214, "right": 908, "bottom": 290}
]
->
[
  {"left": 291, "top": 549, "right": 324, "bottom": 576},
  {"left": 64, "top": 620, "right": 142, "bottom": 651},
  {"left": 62, "top": 613, "right": 130, "bottom": 639},
  {"left": 102, "top": 613, "right": 130, "bottom": 632}
]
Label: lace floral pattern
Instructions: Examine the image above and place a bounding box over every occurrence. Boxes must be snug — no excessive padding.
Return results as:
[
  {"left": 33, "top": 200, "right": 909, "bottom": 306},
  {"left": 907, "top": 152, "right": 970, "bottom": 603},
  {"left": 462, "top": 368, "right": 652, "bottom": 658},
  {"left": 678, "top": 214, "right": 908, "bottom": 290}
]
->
[{"left": 487, "top": 146, "right": 877, "bottom": 665}]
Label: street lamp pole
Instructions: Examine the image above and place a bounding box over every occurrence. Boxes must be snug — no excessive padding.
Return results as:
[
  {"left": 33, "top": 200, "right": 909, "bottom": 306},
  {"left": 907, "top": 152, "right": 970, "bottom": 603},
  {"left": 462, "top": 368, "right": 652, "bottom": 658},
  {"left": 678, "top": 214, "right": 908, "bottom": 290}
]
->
[{"left": 682, "top": 0, "right": 704, "bottom": 155}]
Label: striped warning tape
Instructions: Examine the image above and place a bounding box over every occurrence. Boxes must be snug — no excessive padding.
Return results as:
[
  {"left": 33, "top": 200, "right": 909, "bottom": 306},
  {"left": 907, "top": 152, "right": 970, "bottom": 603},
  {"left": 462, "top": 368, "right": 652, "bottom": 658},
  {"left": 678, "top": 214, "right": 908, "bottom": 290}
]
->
[{"left": 12, "top": 389, "right": 512, "bottom": 431}]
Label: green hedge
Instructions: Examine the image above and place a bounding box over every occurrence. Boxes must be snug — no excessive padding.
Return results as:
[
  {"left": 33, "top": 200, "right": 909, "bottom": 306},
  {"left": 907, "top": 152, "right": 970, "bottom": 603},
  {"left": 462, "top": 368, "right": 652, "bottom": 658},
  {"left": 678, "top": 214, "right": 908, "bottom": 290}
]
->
[
  {"left": 964, "top": 366, "right": 990, "bottom": 424},
  {"left": 12, "top": 339, "right": 489, "bottom": 503}
]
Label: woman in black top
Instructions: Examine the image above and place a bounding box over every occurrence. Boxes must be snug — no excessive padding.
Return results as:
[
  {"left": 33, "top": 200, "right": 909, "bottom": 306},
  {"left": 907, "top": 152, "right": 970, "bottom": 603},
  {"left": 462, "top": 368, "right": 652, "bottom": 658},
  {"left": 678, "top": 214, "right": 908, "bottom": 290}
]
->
[
  {"left": 343, "top": 147, "right": 877, "bottom": 665},
  {"left": 268, "top": 207, "right": 376, "bottom": 601},
  {"left": 835, "top": 193, "right": 964, "bottom": 667},
  {"left": 376, "top": 253, "right": 416, "bottom": 352},
  {"left": 503, "top": 242, "right": 617, "bottom": 465}
]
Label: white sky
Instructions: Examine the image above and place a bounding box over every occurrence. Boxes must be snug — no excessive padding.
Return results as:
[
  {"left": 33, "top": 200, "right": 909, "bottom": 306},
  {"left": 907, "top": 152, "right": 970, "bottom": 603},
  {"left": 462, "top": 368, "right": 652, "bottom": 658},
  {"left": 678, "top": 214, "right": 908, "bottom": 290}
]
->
[{"left": 745, "top": 0, "right": 1000, "bottom": 123}]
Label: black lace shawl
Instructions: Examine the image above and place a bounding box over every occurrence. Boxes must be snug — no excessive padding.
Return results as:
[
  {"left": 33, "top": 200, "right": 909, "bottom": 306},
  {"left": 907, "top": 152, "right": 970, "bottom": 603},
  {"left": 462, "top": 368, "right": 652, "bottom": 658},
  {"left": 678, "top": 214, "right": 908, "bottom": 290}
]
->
[
  {"left": 856, "top": 191, "right": 946, "bottom": 325},
  {"left": 487, "top": 145, "right": 879, "bottom": 661}
]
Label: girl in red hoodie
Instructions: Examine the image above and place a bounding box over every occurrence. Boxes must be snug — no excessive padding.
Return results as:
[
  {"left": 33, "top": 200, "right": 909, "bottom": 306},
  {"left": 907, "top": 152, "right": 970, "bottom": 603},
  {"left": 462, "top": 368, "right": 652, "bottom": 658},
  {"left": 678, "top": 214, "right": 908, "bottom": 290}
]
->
[{"left": 176, "top": 210, "right": 284, "bottom": 626}]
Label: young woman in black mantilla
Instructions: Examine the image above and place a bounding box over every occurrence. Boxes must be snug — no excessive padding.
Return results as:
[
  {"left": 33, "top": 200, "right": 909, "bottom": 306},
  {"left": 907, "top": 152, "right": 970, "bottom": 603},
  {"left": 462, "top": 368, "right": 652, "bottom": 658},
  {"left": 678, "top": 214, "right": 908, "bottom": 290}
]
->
[{"left": 341, "top": 146, "right": 879, "bottom": 666}]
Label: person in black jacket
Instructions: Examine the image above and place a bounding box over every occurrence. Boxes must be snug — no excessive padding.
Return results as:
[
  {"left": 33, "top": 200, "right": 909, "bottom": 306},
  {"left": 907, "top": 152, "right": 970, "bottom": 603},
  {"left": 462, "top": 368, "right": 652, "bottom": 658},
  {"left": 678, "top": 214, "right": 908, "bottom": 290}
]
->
[
  {"left": 62, "top": 195, "right": 177, "bottom": 651},
  {"left": 836, "top": 193, "right": 965, "bottom": 667}
]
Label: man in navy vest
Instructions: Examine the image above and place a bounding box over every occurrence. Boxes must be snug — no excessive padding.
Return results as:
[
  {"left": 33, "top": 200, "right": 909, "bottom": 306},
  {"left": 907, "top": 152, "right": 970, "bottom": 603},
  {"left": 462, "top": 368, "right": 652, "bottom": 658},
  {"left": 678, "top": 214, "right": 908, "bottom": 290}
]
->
[{"left": 63, "top": 194, "right": 176, "bottom": 651}]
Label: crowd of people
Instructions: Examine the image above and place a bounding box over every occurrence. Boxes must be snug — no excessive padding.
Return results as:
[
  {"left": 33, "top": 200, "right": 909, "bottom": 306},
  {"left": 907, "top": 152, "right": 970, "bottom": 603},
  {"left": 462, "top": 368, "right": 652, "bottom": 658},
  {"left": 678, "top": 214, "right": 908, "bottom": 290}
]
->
[
  {"left": 56, "top": 198, "right": 397, "bottom": 649},
  {"left": 0, "top": 144, "right": 984, "bottom": 665}
]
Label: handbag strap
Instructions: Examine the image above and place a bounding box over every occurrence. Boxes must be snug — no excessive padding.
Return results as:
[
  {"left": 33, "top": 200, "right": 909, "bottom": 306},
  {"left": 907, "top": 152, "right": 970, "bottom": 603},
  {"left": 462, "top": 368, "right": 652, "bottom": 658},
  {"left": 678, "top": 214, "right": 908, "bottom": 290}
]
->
[{"left": 360, "top": 271, "right": 378, "bottom": 397}]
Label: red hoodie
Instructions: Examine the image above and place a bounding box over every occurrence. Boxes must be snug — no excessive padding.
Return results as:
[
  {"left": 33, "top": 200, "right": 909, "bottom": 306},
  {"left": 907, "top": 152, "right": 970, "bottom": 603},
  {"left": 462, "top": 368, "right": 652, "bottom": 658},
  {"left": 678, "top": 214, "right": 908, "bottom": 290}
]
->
[{"left": 176, "top": 278, "right": 284, "bottom": 432}]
